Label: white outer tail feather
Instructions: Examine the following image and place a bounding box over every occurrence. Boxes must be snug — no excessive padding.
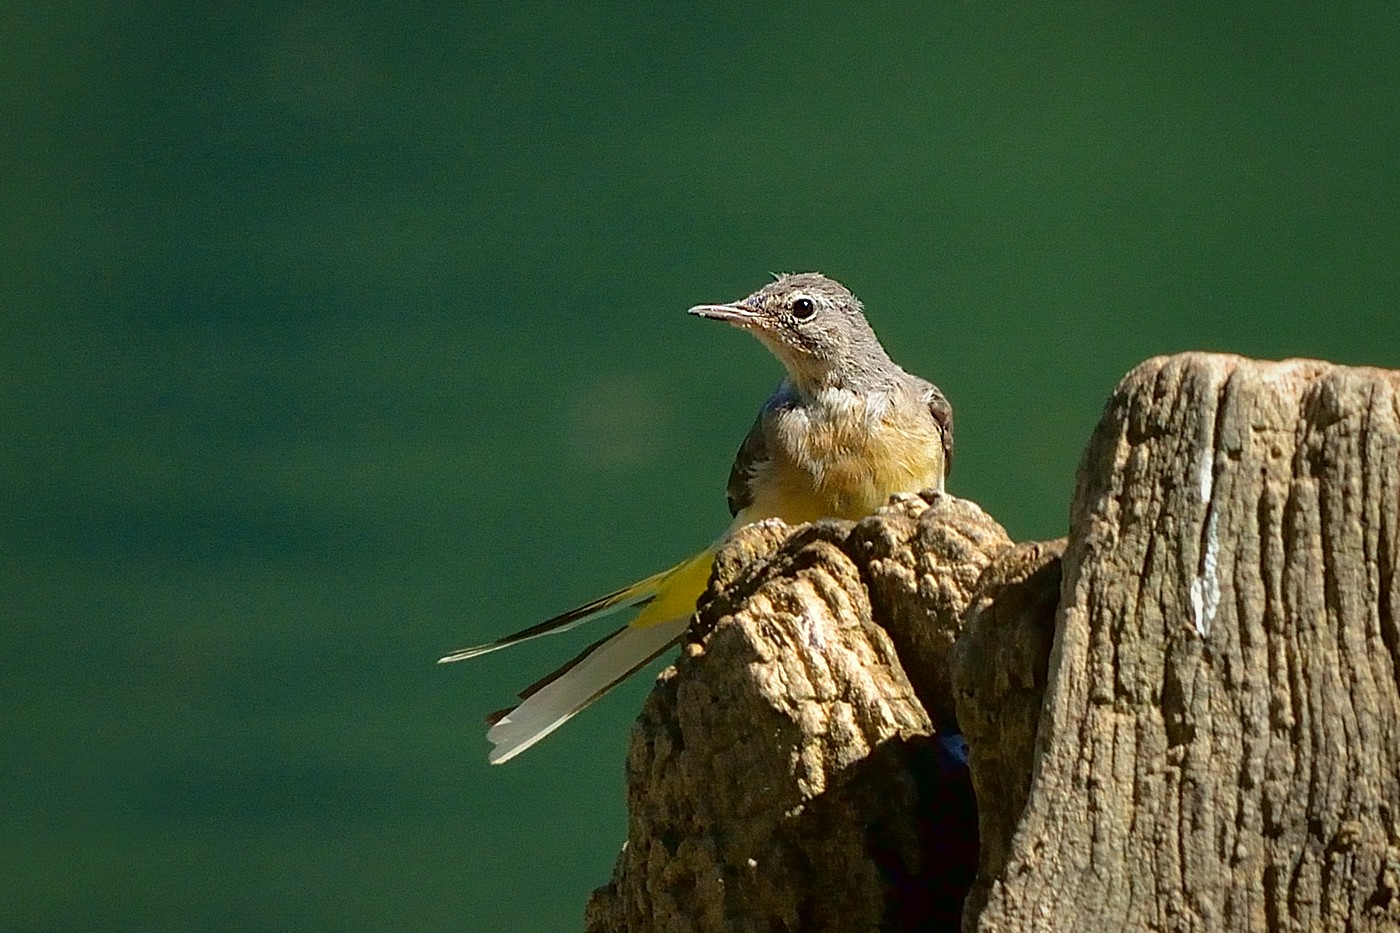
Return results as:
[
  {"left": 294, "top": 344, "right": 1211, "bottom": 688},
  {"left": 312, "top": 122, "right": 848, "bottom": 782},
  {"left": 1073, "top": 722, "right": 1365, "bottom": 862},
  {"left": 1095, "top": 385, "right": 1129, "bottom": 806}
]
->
[{"left": 486, "top": 616, "right": 689, "bottom": 764}]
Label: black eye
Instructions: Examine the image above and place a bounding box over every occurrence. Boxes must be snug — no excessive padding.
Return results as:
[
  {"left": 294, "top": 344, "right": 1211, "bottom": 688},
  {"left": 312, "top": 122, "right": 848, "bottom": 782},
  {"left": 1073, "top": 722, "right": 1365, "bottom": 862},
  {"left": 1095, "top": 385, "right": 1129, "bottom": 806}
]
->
[{"left": 791, "top": 297, "right": 816, "bottom": 320}]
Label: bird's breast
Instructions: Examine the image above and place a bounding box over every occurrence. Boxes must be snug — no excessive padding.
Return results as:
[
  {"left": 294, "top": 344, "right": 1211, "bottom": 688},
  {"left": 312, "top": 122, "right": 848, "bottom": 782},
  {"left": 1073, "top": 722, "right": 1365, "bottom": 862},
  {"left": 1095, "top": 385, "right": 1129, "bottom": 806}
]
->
[{"left": 746, "top": 388, "right": 946, "bottom": 524}]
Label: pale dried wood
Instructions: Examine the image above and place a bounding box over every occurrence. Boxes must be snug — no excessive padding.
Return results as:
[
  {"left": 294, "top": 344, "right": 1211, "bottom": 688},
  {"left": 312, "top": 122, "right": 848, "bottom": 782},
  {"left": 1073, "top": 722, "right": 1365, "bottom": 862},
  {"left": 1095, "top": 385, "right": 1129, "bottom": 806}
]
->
[
  {"left": 586, "top": 495, "right": 1010, "bottom": 933},
  {"left": 975, "top": 354, "right": 1400, "bottom": 932}
]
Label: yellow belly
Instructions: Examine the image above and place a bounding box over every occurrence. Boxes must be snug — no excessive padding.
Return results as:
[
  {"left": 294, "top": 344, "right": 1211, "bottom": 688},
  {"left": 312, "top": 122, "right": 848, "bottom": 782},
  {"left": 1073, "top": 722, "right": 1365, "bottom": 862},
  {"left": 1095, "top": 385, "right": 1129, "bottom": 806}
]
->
[{"left": 740, "top": 398, "right": 946, "bottom": 525}]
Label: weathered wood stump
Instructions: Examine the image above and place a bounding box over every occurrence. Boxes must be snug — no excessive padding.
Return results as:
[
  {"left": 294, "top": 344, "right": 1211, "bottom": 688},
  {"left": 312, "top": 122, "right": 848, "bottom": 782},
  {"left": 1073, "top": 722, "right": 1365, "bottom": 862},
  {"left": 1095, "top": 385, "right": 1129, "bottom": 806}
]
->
[{"left": 585, "top": 353, "right": 1400, "bottom": 933}]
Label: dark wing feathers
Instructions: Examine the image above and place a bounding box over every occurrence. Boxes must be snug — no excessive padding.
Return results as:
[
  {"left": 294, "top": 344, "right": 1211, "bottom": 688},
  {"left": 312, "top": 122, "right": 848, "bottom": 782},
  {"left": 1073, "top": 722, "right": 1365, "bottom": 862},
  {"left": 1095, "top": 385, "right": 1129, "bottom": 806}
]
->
[
  {"left": 725, "top": 412, "right": 769, "bottom": 517},
  {"left": 921, "top": 381, "right": 954, "bottom": 478}
]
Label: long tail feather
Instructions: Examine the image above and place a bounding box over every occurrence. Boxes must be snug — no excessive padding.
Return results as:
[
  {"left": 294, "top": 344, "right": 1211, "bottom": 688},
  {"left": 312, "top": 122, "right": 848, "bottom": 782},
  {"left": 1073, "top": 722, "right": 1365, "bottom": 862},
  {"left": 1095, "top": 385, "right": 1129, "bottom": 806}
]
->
[
  {"left": 485, "top": 616, "right": 688, "bottom": 764},
  {"left": 442, "top": 547, "right": 720, "bottom": 762},
  {"left": 436, "top": 572, "right": 667, "bottom": 664}
]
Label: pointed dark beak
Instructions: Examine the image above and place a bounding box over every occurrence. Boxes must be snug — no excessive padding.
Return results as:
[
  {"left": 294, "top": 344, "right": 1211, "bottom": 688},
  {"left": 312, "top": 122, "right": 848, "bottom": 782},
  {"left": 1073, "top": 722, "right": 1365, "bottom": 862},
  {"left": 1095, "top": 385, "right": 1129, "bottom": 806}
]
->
[{"left": 687, "top": 301, "right": 761, "bottom": 326}]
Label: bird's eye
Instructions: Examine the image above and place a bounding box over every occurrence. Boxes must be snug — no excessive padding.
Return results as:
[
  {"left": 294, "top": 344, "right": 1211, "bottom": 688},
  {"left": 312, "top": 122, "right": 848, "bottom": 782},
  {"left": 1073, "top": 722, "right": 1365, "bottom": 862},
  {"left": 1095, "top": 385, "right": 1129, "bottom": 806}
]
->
[{"left": 791, "top": 297, "right": 816, "bottom": 320}]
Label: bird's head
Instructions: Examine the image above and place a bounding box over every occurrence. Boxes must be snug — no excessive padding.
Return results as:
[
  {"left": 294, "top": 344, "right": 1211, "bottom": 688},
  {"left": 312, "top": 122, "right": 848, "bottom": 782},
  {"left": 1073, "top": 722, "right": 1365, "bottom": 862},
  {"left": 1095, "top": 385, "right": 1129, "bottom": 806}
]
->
[{"left": 688, "top": 272, "right": 891, "bottom": 392}]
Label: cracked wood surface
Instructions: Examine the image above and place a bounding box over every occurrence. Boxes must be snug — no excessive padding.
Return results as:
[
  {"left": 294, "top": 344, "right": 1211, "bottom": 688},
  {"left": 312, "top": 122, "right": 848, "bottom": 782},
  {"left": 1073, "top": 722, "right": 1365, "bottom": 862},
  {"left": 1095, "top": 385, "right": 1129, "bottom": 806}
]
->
[
  {"left": 585, "top": 495, "right": 1010, "bottom": 933},
  {"left": 974, "top": 353, "right": 1400, "bottom": 932}
]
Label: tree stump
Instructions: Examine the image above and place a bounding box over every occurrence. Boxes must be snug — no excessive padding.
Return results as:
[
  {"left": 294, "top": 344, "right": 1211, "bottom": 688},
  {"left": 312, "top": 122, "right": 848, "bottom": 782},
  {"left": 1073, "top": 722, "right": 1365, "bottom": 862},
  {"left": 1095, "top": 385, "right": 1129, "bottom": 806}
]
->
[
  {"left": 975, "top": 354, "right": 1400, "bottom": 932},
  {"left": 584, "top": 353, "right": 1400, "bottom": 932}
]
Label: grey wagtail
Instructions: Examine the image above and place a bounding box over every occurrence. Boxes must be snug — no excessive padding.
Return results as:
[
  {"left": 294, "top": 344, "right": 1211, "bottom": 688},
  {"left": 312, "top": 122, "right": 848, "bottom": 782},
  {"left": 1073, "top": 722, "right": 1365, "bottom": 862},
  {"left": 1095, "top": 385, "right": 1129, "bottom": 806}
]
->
[{"left": 441, "top": 273, "right": 953, "bottom": 763}]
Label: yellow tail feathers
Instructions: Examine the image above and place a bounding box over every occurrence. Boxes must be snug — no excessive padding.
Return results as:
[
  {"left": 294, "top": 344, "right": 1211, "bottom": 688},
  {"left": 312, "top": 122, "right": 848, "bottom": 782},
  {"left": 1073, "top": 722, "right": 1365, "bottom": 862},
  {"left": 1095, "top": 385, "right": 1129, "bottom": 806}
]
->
[
  {"left": 628, "top": 547, "right": 716, "bottom": 628},
  {"left": 442, "top": 547, "right": 717, "bottom": 763}
]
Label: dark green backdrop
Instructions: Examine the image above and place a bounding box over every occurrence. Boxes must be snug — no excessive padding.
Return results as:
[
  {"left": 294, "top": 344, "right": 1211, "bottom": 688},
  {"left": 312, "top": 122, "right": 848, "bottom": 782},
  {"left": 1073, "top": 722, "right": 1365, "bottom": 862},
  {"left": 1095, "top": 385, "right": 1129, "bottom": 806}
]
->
[{"left": 5, "top": 3, "right": 1398, "bottom": 930}]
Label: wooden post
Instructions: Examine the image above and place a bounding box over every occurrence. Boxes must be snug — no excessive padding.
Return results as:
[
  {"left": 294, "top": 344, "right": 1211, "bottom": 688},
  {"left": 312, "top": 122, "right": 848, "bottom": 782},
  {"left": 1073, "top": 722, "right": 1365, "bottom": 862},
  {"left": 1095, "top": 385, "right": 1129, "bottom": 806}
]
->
[{"left": 585, "top": 354, "right": 1400, "bottom": 933}]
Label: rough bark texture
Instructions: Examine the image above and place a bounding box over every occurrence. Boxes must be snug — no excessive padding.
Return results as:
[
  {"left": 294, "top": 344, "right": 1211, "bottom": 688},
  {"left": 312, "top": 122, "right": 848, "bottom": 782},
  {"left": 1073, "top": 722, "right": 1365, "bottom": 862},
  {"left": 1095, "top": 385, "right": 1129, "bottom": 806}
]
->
[
  {"left": 584, "top": 353, "right": 1400, "bottom": 933},
  {"left": 585, "top": 495, "right": 1012, "bottom": 933},
  {"left": 974, "top": 354, "right": 1400, "bottom": 932}
]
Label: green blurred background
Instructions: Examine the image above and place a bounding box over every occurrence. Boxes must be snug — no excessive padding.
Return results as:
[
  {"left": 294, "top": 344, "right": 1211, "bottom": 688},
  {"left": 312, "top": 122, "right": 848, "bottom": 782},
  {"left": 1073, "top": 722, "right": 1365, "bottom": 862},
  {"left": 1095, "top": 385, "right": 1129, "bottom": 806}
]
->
[{"left": 4, "top": 2, "right": 1398, "bottom": 930}]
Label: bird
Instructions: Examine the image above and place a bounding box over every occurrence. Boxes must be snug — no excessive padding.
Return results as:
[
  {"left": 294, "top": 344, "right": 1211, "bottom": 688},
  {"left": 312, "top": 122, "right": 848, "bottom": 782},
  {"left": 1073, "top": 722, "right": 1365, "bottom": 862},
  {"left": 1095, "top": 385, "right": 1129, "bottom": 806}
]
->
[{"left": 440, "top": 272, "right": 954, "bottom": 764}]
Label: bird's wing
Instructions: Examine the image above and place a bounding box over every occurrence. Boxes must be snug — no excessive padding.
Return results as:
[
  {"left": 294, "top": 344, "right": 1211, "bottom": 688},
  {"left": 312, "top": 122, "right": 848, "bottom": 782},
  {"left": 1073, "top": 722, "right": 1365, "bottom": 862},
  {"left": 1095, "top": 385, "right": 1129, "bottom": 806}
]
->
[
  {"left": 725, "top": 410, "right": 770, "bottom": 518},
  {"left": 920, "top": 380, "right": 955, "bottom": 479}
]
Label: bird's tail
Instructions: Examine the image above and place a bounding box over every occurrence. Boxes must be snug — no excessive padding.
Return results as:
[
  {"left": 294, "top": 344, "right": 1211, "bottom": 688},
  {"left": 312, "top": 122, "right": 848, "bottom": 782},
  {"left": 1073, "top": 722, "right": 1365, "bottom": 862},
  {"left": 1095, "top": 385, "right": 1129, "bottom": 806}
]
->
[{"left": 440, "top": 547, "right": 717, "bottom": 764}]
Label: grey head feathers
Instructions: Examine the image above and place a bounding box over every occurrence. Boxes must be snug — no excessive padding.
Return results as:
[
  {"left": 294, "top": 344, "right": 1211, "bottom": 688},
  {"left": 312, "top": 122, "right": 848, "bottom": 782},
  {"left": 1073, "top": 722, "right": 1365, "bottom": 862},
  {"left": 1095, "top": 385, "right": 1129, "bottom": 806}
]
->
[{"left": 688, "top": 272, "right": 903, "bottom": 394}]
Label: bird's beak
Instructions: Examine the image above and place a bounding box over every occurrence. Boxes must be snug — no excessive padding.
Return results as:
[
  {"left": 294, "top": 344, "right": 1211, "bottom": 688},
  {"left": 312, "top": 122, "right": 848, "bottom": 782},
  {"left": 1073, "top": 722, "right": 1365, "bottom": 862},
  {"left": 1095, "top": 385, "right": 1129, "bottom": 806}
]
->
[{"left": 687, "top": 301, "right": 761, "bottom": 326}]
